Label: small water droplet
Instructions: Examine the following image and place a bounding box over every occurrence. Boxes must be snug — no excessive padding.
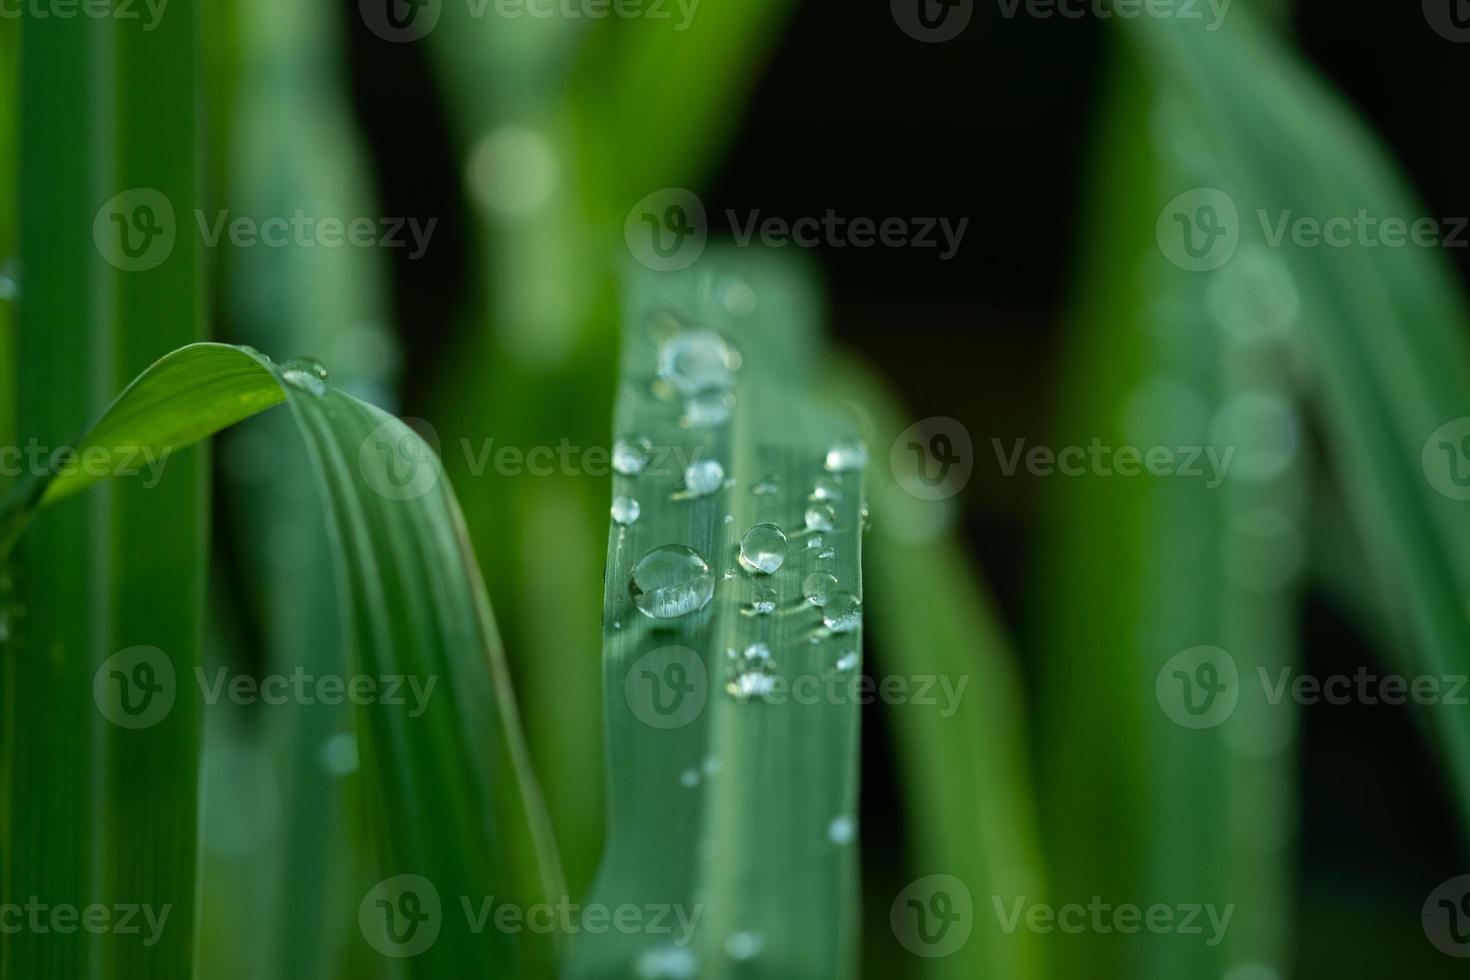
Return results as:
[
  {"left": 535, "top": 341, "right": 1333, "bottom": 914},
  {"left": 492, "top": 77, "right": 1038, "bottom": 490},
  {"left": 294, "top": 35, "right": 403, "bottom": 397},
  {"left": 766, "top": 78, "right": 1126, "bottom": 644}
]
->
[
  {"left": 725, "top": 643, "right": 777, "bottom": 700},
  {"left": 611, "top": 496, "right": 641, "bottom": 525},
  {"left": 722, "top": 568, "right": 737, "bottom": 581},
  {"left": 817, "top": 547, "right": 836, "bottom": 560},
  {"left": 681, "top": 391, "right": 735, "bottom": 428},
  {"left": 810, "top": 476, "right": 843, "bottom": 501},
  {"left": 683, "top": 458, "right": 725, "bottom": 497},
  {"left": 724, "top": 513, "right": 735, "bottom": 524},
  {"left": 629, "top": 545, "right": 715, "bottom": 619},
  {"left": 803, "top": 572, "right": 839, "bottom": 606},
  {"left": 702, "top": 756, "right": 722, "bottom": 776},
  {"left": 318, "top": 733, "right": 359, "bottom": 776},
  {"left": 822, "top": 592, "right": 861, "bottom": 632},
  {"left": 806, "top": 535, "right": 824, "bottom": 551},
  {"left": 721, "top": 279, "right": 758, "bottom": 316},
  {"left": 724, "top": 931, "right": 765, "bottom": 961},
  {"left": 280, "top": 357, "right": 329, "bottom": 396},
  {"left": 658, "top": 329, "right": 736, "bottom": 396},
  {"left": 613, "top": 436, "right": 653, "bottom": 476},
  {"left": 827, "top": 815, "right": 856, "bottom": 845},
  {"left": 824, "top": 439, "right": 868, "bottom": 472},
  {"left": 680, "top": 767, "right": 701, "bottom": 788},
  {"left": 635, "top": 946, "right": 699, "bottom": 980},
  {"left": 748, "top": 586, "right": 778, "bottom": 615},
  {"left": 805, "top": 503, "right": 837, "bottom": 532},
  {"left": 738, "top": 523, "right": 788, "bottom": 574},
  {"left": 752, "top": 474, "right": 781, "bottom": 495},
  {"left": 835, "top": 650, "right": 859, "bottom": 672}
]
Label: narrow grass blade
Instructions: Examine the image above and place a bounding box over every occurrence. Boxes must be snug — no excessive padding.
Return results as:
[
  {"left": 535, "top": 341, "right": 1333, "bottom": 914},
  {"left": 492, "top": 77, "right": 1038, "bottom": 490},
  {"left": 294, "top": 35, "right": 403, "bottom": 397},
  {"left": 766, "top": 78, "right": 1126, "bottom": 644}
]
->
[
  {"left": 568, "top": 250, "right": 861, "bottom": 979},
  {"left": 833, "top": 361, "right": 1048, "bottom": 980},
  {"left": 0, "top": 343, "right": 564, "bottom": 978},
  {"left": 1126, "top": 8, "right": 1470, "bottom": 836}
]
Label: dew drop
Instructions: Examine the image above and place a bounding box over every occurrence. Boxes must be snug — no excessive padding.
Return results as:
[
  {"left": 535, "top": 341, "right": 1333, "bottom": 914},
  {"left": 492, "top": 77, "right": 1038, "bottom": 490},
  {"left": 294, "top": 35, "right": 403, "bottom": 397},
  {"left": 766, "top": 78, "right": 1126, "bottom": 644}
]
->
[
  {"left": 748, "top": 586, "right": 778, "bottom": 615},
  {"left": 824, "top": 439, "right": 868, "bottom": 472},
  {"left": 681, "top": 391, "right": 735, "bottom": 428},
  {"left": 318, "top": 733, "right": 360, "bottom": 776},
  {"left": 629, "top": 545, "right": 715, "bottom": 619},
  {"left": 822, "top": 592, "right": 862, "bottom": 632},
  {"left": 280, "top": 357, "right": 329, "bottom": 396},
  {"left": 613, "top": 436, "right": 653, "bottom": 476},
  {"left": 657, "top": 329, "right": 736, "bottom": 396},
  {"left": 752, "top": 474, "right": 781, "bottom": 495},
  {"left": 827, "top": 815, "right": 856, "bottom": 845},
  {"left": 802, "top": 571, "right": 839, "bottom": 606},
  {"left": 810, "top": 476, "right": 843, "bottom": 501},
  {"left": 724, "top": 931, "right": 765, "bottom": 961},
  {"left": 806, "top": 535, "right": 824, "bottom": 551},
  {"left": 683, "top": 458, "right": 725, "bottom": 497},
  {"left": 724, "top": 643, "right": 777, "bottom": 700},
  {"left": 679, "top": 768, "right": 701, "bottom": 788},
  {"left": 805, "top": 503, "right": 837, "bottom": 532},
  {"left": 738, "top": 523, "right": 788, "bottom": 574},
  {"left": 702, "top": 756, "right": 722, "bottom": 776},
  {"left": 835, "top": 650, "right": 859, "bottom": 672},
  {"left": 635, "top": 946, "right": 699, "bottom": 980},
  {"left": 611, "top": 496, "right": 641, "bottom": 525},
  {"left": 817, "top": 547, "right": 836, "bottom": 560}
]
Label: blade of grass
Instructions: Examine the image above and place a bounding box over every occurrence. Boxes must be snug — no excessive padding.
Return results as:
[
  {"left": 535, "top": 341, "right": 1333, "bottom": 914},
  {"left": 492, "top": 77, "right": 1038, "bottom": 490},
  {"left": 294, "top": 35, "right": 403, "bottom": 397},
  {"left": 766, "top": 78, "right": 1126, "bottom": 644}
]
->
[
  {"left": 567, "top": 249, "right": 861, "bottom": 979},
  {"left": 0, "top": 342, "right": 564, "bottom": 978},
  {"left": 1126, "top": 5, "right": 1470, "bottom": 838},
  {"left": 832, "top": 360, "right": 1048, "bottom": 980}
]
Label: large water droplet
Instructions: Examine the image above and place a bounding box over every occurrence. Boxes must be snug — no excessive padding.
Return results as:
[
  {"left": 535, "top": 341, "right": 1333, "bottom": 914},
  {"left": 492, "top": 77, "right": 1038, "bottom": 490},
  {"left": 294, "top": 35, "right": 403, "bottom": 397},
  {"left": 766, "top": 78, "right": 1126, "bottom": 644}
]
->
[
  {"left": 280, "top": 357, "right": 329, "bottom": 396},
  {"left": 824, "top": 439, "right": 868, "bottom": 472},
  {"left": 658, "top": 329, "right": 736, "bottom": 396},
  {"left": 611, "top": 496, "right": 641, "bottom": 525},
  {"left": 629, "top": 545, "right": 715, "bottom": 619},
  {"left": 805, "top": 503, "right": 837, "bottom": 532},
  {"left": 822, "top": 592, "right": 861, "bottom": 632},
  {"left": 803, "top": 571, "right": 839, "bottom": 606},
  {"left": 613, "top": 436, "right": 653, "bottom": 476},
  {"left": 738, "top": 523, "right": 788, "bottom": 574},
  {"left": 683, "top": 458, "right": 725, "bottom": 497}
]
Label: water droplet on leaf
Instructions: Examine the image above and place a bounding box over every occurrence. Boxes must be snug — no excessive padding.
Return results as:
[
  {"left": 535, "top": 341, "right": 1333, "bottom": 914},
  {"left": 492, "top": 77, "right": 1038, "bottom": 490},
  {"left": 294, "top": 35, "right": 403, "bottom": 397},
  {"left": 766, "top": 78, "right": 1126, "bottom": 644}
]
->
[
  {"left": 629, "top": 545, "right": 715, "bottom": 619},
  {"left": 738, "top": 523, "right": 788, "bottom": 574}
]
